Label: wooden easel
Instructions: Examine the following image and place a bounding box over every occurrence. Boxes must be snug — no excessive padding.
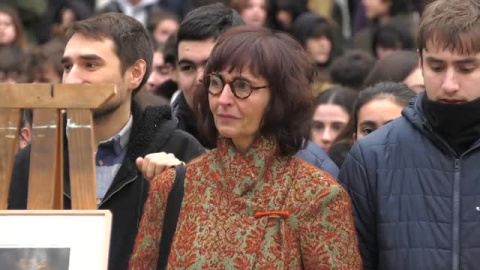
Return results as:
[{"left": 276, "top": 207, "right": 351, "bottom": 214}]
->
[{"left": 0, "top": 84, "right": 116, "bottom": 210}]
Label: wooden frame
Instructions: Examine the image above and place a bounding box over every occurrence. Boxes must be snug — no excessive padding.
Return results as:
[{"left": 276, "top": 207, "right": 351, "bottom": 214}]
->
[
  {"left": 0, "top": 84, "right": 116, "bottom": 210},
  {"left": 0, "top": 210, "right": 112, "bottom": 270}
]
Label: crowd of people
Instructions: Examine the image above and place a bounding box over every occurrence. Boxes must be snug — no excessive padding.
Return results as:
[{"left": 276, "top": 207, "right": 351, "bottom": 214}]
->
[{"left": 3, "top": 0, "right": 480, "bottom": 269}]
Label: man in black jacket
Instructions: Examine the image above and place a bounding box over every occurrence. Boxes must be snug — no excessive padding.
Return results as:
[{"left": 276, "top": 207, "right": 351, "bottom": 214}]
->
[
  {"left": 339, "top": 0, "right": 480, "bottom": 269},
  {"left": 8, "top": 13, "right": 205, "bottom": 270}
]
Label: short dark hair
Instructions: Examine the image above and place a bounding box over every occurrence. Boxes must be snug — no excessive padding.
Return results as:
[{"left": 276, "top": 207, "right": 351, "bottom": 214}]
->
[
  {"left": 176, "top": 3, "right": 244, "bottom": 46},
  {"left": 364, "top": 50, "right": 419, "bottom": 87},
  {"left": 292, "top": 12, "right": 333, "bottom": 48},
  {"left": 314, "top": 86, "right": 358, "bottom": 117},
  {"left": 330, "top": 50, "right": 376, "bottom": 91},
  {"left": 418, "top": 0, "right": 480, "bottom": 55},
  {"left": 372, "top": 22, "right": 414, "bottom": 57},
  {"left": 66, "top": 12, "right": 153, "bottom": 93},
  {"left": 196, "top": 26, "right": 316, "bottom": 156}
]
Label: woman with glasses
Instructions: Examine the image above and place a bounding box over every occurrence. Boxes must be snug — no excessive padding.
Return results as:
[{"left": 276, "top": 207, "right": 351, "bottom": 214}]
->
[{"left": 130, "top": 26, "right": 362, "bottom": 269}]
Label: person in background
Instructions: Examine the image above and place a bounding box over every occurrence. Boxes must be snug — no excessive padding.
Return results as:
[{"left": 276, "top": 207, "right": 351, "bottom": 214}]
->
[
  {"left": 330, "top": 49, "right": 376, "bottom": 91},
  {"left": 329, "top": 82, "right": 415, "bottom": 168},
  {"left": 230, "top": 0, "right": 268, "bottom": 28},
  {"left": 145, "top": 39, "right": 177, "bottom": 100},
  {"left": 354, "top": 82, "right": 415, "bottom": 140},
  {"left": 364, "top": 50, "right": 424, "bottom": 93},
  {"left": 339, "top": 0, "right": 480, "bottom": 268},
  {"left": 307, "top": 0, "right": 352, "bottom": 39},
  {"left": 0, "top": 6, "right": 26, "bottom": 53},
  {"left": 50, "top": 0, "right": 93, "bottom": 40},
  {"left": 147, "top": 10, "right": 179, "bottom": 45},
  {"left": 130, "top": 26, "right": 362, "bottom": 269},
  {"left": 19, "top": 110, "right": 33, "bottom": 150},
  {"left": 310, "top": 86, "right": 357, "bottom": 152},
  {"left": 0, "top": 47, "right": 22, "bottom": 83},
  {"left": 172, "top": 3, "right": 245, "bottom": 148},
  {"left": 267, "top": 0, "right": 308, "bottom": 32},
  {"left": 371, "top": 21, "right": 415, "bottom": 59},
  {"left": 292, "top": 12, "right": 345, "bottom": 92},
  {"left": 18, "top": 39, "right": 66, "bottom": 84},
  {"left": 329, "top": 82, "right": 414, "bottom": 167},
  {"left": 353, "top": 0, "right": 418, "bottom": 53},
  {"left": 97, "top": 0, "right": 162, "bottom": 27}
]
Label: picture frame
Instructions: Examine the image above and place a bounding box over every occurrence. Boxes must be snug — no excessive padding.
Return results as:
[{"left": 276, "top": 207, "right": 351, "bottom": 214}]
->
[{"left": 0, "top": 210, "right": 112, "bottom": 270}]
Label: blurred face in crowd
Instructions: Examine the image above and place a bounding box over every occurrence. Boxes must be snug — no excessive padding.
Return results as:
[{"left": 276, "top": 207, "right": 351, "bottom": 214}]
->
[
  {"left": 376, "top": 45, "right": 400, "bottom": 59},
  {"left": 403, "top": 67, "right": 424, "bottom": 93},
  {"left": 363, "top": 0, "right": 391, "bottom": 20},
  {"left": 241, "top": 0, "right": 267, "bottom": 28},
  {"left": 306, "top": 36, "right": 332, "bottom": 64},
  {"left": 276, "top": 10, "right": 293, "bottom": 30},
  {"left": 421, "top": 42, "right": 480, "bottom": 103},
  {"left": 356, "top": 98, "right": 403, "bottom": 140},
  {"left": 177, "top": 39, "right": 216, "bottom": 109},
  {"left": 154, "top": 18, "right": 179, "bottom": 44},
  {"left": 61, "top": 8, "right": 76, "bottom": 28},
  {"left": 33, "top": 62, "right": 62, "bottom": 83},
  {"left": 0, "top": 71, "right": 19, "bottom": 83},
  {"left": 146, "top": 51, "right": 174, "bottom": 91},
  {"left": 62, "top": 34, "right": 145, "bottom": 117},
  {"left": 0, "top": 12, "right": 16, "bottom": 46},
  {"left": 208, "top": 69, "right": 270, "bottom": 152},
  {"left": 311, "top": 104, "right": 349, "bottom": 152}
]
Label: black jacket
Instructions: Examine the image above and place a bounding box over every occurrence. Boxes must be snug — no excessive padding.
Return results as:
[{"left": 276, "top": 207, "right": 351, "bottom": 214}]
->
[
  {"left": 339, "top": 92, "right": 480, "bottom": 269},
  {"left": 8, "top": 104, "right": 206, "bottom": 270}
]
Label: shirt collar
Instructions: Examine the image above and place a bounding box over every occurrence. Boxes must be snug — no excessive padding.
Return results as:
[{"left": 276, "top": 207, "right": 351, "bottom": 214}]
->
[{"left": 97, "top": 115, "right": 133, "bottom": 156}]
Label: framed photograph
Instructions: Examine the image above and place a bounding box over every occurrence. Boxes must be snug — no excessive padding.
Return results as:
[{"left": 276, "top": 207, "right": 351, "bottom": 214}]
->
[{"left": 0, "top": 210, "right": 112, "bottom": 270}]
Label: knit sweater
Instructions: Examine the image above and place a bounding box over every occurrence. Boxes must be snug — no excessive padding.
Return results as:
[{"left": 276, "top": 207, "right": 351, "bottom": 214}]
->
[{"left": 130, "top": 136, "right": 362, "bottom": 269}]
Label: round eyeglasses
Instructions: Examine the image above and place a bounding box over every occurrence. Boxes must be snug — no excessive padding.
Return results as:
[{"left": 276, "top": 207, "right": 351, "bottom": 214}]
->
[{"left": 207, "top": 73, "right": 268, "bottom": 99}]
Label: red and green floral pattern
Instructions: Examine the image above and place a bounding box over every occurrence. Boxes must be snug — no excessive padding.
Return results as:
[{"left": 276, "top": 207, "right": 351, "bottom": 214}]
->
[{"left": 130, "top": 137, "right": 362, "bottom": 269}]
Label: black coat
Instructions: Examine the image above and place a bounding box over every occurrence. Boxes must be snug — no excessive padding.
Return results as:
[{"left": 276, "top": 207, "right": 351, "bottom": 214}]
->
[
  {"left": 339, "top": 92, "right": 480, "bottom": 269},
  {"left": 8, "top": 104, "right": 206, "bottom": 270}
]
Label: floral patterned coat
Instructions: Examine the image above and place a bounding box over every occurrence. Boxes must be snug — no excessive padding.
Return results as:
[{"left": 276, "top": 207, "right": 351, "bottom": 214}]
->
[{"left": 130, "top": 137, "right": 362, "bottom": 269}]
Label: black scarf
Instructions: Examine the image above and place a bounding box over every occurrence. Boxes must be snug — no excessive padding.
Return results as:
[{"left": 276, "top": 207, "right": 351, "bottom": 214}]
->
[{"left": 421, "top": 93, "right": 480, "bottom": 155}]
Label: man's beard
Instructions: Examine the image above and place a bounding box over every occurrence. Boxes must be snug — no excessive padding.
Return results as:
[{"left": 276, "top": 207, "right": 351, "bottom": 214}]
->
[{"left": 92, "top": 100, "right": 122, "bottom": 119}]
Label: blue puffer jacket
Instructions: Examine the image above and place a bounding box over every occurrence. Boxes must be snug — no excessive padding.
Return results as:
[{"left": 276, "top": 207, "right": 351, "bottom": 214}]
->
[{"left": 339, "top": 92, "right": 480, "bottom": 270}]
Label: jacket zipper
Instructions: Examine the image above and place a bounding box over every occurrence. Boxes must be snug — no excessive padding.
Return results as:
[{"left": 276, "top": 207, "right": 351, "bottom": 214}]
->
[
  {"left": 452, "top": 159, "right": 461, "bottom": 270},
  {"left": 99, "top": 174, "right": 138, "bottom": 208},
  {"left": 64, "top": 174, "right": 139, "bottom": 208}
]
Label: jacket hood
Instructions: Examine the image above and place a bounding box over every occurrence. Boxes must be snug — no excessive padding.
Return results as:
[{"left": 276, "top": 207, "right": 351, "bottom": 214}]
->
[
  {"left": 402, "top": 91, "right": 426, "bottom": 131},
  {"left": 292, "top": 12, "right": 328, "bottom": 47}
]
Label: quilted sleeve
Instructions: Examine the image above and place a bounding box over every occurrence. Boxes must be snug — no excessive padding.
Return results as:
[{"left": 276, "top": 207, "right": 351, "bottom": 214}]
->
[{"left": 338, "top": 142, "right": 378, "bottom": 270}]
